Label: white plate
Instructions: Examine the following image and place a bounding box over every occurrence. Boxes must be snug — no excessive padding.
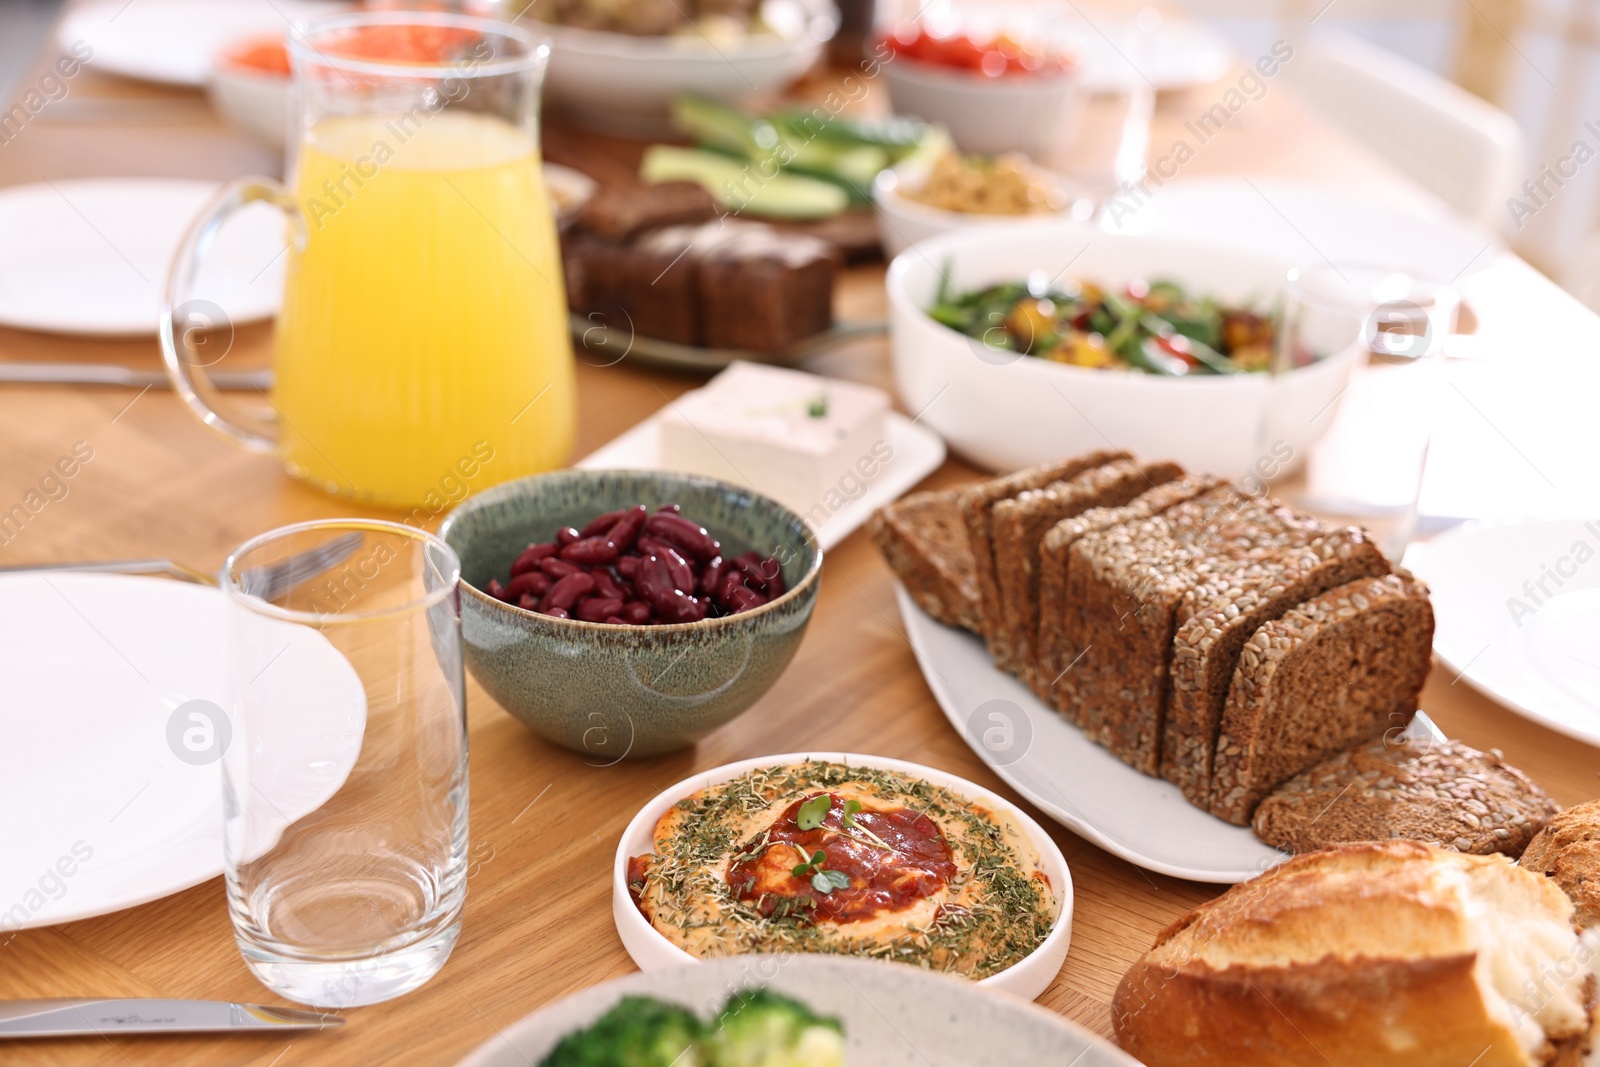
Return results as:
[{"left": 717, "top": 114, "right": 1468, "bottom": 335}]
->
[
  {"left": 455, "top": 955, "right": 1137, "bottom": 1067},
  {"left": 1104, "top": 176, "right": 1505, "bottom": 285},
  {"left": 1406, "top": 520, "right": 1600, "bottom": 746},
  {"left": 0, "top": 179, "right": 285, "bottom": 337},
  {"left": 0, "top": 574, "right": 364, "bottom": 930},
  {"left": 612, "top": 751, "right": 1073, "bottom": 1000},
  {"left": 58, "top": 0, "right": 334, "bottom": 87},
  {"left": 892, "top": 583, "right": 1455, "bottom": 882},
  {"left": 576, "top": 410, "right": 946, "bottom": 551}
]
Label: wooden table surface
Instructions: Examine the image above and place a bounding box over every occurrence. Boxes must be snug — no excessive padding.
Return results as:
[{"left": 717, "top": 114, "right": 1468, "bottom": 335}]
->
[{"left": 3, "top": 15, "right": 1599, "bottom": 1066}]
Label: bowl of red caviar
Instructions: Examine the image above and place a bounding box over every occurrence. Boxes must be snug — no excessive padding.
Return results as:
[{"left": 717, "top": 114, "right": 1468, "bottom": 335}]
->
[
  {"left": 209, "top": 34, "right": 293, "bottom": 149},
  {"left": 878, "top": 25, "right": 1083, "bottom": 158}
]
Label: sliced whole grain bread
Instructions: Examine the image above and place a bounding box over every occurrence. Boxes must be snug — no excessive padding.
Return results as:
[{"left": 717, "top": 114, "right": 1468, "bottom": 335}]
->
[
  {"left": 988, "top": 458, "right": 1184, "bottom": 675},
  {"left": 1252, "top": 736, "right": 1558, "bottom": 857},
  {"left": 868, "top": 488, "right": 982, "bottom": 632},
  {"left": 960, "top": 451, "right": 1126, "bottom": 645},
  {"left": 1032, "top": 475, "right": 1223, "bottom": 707},
  {"left": 1160, "top": 526, "right": 1392, "bottom": 806},
  {"left": 1060, "top": 491, "right": 1343, "bottom": 775},
  {"left": 1208, "top": 572, "right": 1435, "bottom": 825}
]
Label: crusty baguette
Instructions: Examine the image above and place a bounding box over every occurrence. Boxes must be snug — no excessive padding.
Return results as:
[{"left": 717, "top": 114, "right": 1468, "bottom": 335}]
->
[
  {"left": 868, "top": 488, "right": 983, "bottom": 632},
  {"left": 959, "top": 451, "right": 1126, "bottom": 643},
  {"left": 1114, "top": 841, "right": 1596, "bottom": 1067}
]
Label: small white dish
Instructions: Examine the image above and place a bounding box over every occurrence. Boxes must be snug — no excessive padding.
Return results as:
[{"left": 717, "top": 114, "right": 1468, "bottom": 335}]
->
[
  {"left": 454, "top": 954, "right": 1137, "bottom": 1066},
  {"left": 894, "top": 583, "right": 1448, "bottom": 883},
  {"left": 539, "top": 0, "right": 837, "bottom": 136},
  {"left": 208, "top": 36, "right": 291, "bottom": 150},
  {"left": 0, "top": 574, "right": 364, "bottom": 929},
  {"left": 0, "top": 178, "right": 284, "bottom": 337},
  {"left": 58, "top": 0, "right": 335, "bottom": 87},
  {"left": 873, "top": 163, "right": 1093, "bottom": 259},
  {"left": 881, "top": 57, "right": 1084, "bottom": 158},
  {"left": 576, "top": 409, "right": 945, "bottom": 552},
  {"left": 885, "top": 221, "right": 1358, "bottom": 480},
  {"left": 612, "top": 751, "right": 1073, "bottom": 1000},
  {"left": 1406, "top": 520, "right": 1600, "bottom": 746}
]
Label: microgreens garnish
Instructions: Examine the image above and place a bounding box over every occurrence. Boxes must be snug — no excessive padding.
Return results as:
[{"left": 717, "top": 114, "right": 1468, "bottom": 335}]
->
[
  {"left": 790, "top": 844, "right": 850, "bottom": 894},
  {"left": 796, "top": 794, "right": 832, "bottom": 831},
  {"left": 841, "top": 799, "right": 863, "bottom": 827},
  {"left": 806, "top": 394, "right": 828, "bottom": 418}
]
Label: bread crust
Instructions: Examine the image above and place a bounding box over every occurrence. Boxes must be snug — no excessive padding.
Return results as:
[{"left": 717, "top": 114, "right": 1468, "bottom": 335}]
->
[
  {"left": 1521, "top": 801, "right": 1600, "bottom": 930},
  {"left": 869, "top": 488, "right": 983, "bottom": 632}
]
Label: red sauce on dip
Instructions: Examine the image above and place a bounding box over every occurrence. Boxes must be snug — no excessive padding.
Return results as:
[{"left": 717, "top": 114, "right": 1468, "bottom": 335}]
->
[{"left": 726, "top": 792, "right": 956, "bottom": 924}]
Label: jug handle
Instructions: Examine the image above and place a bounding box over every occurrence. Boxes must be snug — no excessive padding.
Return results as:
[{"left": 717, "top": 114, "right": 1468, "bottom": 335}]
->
[{"left": 159, "top": 178, "right": 307, "bottom": 454}]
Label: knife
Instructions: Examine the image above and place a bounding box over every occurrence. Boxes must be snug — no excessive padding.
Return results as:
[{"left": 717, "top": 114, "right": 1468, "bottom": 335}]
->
[{"left": 0, "top": 999, "right": 344, "bottom": 1038}]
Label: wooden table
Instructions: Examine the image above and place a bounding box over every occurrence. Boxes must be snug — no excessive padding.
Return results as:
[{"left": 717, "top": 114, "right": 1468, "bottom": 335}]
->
[{"left": 3, "top": 18, "right": 1598, "bottom": 1066}]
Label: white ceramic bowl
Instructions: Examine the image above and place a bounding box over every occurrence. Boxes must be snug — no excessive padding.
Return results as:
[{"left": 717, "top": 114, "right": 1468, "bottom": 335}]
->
[
  {"left": 612, "top": 751, "right": 1074, "bottom": 1001},
  {"left": 538, "top": 0, "right": 837, "bottom": 137},
  {"left": 873, "top": 163, "right": 1094, "bottom": 260},
  {"left": 887, "top": 223, "right": 1360, "bottom": 480},
  {"left": 454, "top": 955, "right": 1138, "bottom": 1066},
  {"left": 208, "top": 40, "right": 291, "bottom": 150},
  {"left": 881, "top": 56, "right": 1084, "bottom": 158}
]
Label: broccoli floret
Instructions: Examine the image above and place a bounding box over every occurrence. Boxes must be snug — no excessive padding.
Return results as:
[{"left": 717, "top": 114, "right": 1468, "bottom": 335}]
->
[
  {"left": 705, "top": 989, "right": 846, "bottom": 1067},
  {"left": 539, "top": 996, "right": 707, "bottom": 1067}
]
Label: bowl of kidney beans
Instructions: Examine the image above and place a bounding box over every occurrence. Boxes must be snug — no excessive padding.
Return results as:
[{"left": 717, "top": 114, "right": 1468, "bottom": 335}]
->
[
  {"left": 482, "top": 504, "right": 785, "bottom": 625},
  {"left": 440, "top": 469, "right": 822, "bottom": 758}
]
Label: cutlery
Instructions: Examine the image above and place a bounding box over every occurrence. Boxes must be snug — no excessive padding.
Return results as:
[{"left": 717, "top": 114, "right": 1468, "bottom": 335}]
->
[
  {"left": 0, "top": 532, "right": 364, "bottom": 601},
  {"left": 0, "top": 363, "right": 272, "bottom": 390},
  {"left": 0, "top": 998, "right": 343, "bottom": 1038}
]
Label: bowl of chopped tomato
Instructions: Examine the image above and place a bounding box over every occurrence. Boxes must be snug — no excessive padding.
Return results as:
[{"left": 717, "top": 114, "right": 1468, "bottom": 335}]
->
[
  {"left": 210, "top": 34, "right": 292, "bottom": 149},
  {"left": 878, "top": 25, "right": 1083, "bottom": 157}
]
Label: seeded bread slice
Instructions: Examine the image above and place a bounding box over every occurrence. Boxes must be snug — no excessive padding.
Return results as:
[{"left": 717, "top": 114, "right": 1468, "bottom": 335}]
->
[
  {"left": 1208, "top": 573, "right": 1436, "bottom": 825},
  {"left": 1032, "top": 476, "right": 1223, "bottom": 707},
  {"left": 1160, "top": 526, "right": 1392, "bottom": 806},
  {"left": 1061, "top": 491, "right": 1338, "bottom": 775},
  {"left": 869, "top": 488, "right": 982, "bottom": 632},
  {"left": 960, "top": 451, "right": 1127, "bottom": 643},
  {"left": 988, "top": 459, "right": 1183, "bottom": 675},
  {"left": 1252, "top": 736, "right": 1558, "bottom": 857},
  {"left": 1520, "top": 801, "right": 1600, "bottom": 929}
]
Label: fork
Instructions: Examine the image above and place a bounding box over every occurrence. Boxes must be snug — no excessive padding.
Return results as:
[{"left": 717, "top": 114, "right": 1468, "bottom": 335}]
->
[{"left": 0, "top": 533, "right": 364, "bottom": 603}]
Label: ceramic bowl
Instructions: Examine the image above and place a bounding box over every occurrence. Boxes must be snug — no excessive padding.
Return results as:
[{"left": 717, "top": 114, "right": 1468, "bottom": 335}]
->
[
  {"left": 886, "top": 221, "right": 1361, "bottom": 480},
  {"left": 872, "top": 161, "right": 1094, "bottom": 259},
  {"left": 453, "top": 954, "right": 1136, "bottom": 1066},
  {"left": 440, "top": 470, "right": 821, "bottom": 758},
  {"left": 881, "top": 55, "right": 1085, "bottom": 158},
  {"left": 208, "top": 35, "right": 291, "bottom": 150},
  {"left": 612, "top": 751, "right": 1074, "bottom": 1000}
]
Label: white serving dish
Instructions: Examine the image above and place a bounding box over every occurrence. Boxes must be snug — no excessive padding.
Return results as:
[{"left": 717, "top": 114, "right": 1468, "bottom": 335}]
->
[
  {"left": 454, "top": 955, "right": 1138, "bottom": 1066},
  {"left": 208, "top": 39, "right": 291, "bottom": 150},
  {"left": 873, "top": 162, "right": 1093, "bottom": 260},
  {"left": 537, "top": 0, "right": 837, "bottom": 136},
  {"left": 886, "top": 222, "right": 1360, "bottom": 481},
  {"left": 881, "top": 56, "right": 1084, "bottom": 158},
  {"left": 612, "top": 751, "right": 1074, "bottom": 1000}
]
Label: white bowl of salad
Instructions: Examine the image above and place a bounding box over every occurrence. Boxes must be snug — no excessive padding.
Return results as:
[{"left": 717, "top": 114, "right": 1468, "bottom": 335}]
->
[{"left": 885, "top": 222, "right": 1361, "bottom": 481}]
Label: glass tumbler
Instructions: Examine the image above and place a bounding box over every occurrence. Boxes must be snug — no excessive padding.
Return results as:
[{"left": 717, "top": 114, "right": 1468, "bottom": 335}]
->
[{"left": 221, "top": 520, "right": 467, "bottom": 1008}]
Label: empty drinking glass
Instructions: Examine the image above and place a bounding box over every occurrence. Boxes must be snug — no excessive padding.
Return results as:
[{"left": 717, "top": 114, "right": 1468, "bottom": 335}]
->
[{"left": 221, "top": 520, "right": 467, "bottom": 1008}]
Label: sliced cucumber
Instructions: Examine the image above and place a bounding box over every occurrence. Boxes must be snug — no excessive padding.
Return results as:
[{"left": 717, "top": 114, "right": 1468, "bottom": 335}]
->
[{"left": 640, "top": 145, "right": 850, "bottom": 220}]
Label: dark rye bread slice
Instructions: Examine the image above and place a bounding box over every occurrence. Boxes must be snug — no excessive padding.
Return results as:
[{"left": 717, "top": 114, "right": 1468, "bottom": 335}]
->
[
  {"left": 1208, "top": 572, "right": 1435, "bottom": 825},
  {"left": 1061, "top": 492, "right": 1337, "bottom": 775},
  {"left": 869, "top": 488, "right": 982, "bottom": 632},
  {"left": 960, "top": 451, "right": 1126, "bottom": 642},
  {"left": 1032, "top": 476, "right": 1223, "bottom": 705},
  {"left": 988, "top": 459, "right": 1184, "bottom": 675},
  {"left": 1160, "top": 526, "right": 1392, "bottom": 806}
]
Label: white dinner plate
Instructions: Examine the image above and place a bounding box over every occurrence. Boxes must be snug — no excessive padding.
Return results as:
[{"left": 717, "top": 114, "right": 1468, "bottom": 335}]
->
[
  {"left": 0, "top": 574, "right": 365, "bottom": 930},
  {"left": 1104, "top": 176, "right": 1505, "bottom": 286},
  {"left": 0, "top": 179, "right": 285, "bottom": 337},
  {"left": 455, "top": 955, "right": 1138, "bottom": 1067},
  {"left": 576, "top": 410, "right": 946, "bottom": 551},
  {"left": 1406, "top": 520, "right": 1600, "bottom": 747},
  {"left": 58, "top": 0, "right": 335, "bottom": 87},
  {"left": 894, "top": 583, "right": 1448, "bottom": 883}
]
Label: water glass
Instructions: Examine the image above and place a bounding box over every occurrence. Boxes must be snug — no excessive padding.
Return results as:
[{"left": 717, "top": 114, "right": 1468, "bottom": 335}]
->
[
  {"left": 1280, "top": 263, "right": 1460, "bottom": 559},
  {"left": 221, "top": 520, "right": 467, "bottom": 1008}
]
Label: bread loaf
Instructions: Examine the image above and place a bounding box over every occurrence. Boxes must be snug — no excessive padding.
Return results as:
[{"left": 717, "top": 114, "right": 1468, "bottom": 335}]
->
[
  {"left": 1522, "top": 801, "right": 1600, "bottom": 930},
  {"left": 868, "top": 488, "right": 982, "bottom": 632},
  {"left": 1114, "top": 841, "right": 1596, "bottom": 1067}
]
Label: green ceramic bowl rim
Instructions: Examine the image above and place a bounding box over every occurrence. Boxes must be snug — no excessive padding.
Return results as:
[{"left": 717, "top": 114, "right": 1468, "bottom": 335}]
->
[{"left": 441, "top": 468, "right": 824, "bottom": 635}]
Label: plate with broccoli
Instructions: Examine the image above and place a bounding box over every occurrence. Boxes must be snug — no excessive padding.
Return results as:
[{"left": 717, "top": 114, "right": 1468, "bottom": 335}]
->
[{"left": 453, "top": 955, "right": 1138, "bottom": 1066}]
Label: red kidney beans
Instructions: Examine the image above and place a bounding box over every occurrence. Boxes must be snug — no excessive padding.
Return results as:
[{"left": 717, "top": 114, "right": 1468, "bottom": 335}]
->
[{"left": 493, "top": 503, "right": 786, "bottom": 624}]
